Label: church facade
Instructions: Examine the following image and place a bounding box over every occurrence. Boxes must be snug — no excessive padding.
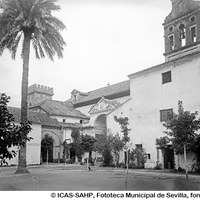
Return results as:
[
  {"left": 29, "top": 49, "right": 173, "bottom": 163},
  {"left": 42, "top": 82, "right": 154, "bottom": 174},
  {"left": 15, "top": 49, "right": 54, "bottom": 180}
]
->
[
  {"left": 68, "top": 0, "right": 200, "bottom": 170},
  {"left": 8, "top": 0, "right": 200, "bottom": 170}
]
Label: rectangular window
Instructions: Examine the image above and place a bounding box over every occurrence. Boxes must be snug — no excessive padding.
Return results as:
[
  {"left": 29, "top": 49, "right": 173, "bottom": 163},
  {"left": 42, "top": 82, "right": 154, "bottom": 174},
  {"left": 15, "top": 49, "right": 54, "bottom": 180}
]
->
[
  {"left": 169, "top": 35, "right": 174, "bottom": 50},
  {"left": 162, "top": 71, "right": 172, "bottom": 84},
  {"left": 160, "top": 109, "right": 173, "bottom": 122},
  {"left": 191, "top": 26, "right": 197, "bottom": 43}
]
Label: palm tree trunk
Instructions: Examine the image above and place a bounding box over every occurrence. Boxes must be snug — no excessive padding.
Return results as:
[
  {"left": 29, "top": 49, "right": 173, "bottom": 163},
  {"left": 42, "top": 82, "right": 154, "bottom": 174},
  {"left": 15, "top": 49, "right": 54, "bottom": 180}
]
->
[{"left": 15, "top": 30, "right": 32, "bottom": 174}]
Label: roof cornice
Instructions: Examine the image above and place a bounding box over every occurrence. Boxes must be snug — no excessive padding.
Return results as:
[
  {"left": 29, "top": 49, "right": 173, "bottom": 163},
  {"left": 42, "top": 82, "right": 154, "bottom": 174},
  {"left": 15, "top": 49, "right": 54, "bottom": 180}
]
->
[{"left": 128, "top": 51, "right": 200, "bottom": 79}]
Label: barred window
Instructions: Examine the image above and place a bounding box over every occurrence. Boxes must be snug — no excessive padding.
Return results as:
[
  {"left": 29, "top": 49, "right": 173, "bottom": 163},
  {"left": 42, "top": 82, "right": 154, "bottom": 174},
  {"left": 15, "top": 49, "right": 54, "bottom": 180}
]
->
[{"left": 160, "top": 109, "right": 173, "bottom": 122}]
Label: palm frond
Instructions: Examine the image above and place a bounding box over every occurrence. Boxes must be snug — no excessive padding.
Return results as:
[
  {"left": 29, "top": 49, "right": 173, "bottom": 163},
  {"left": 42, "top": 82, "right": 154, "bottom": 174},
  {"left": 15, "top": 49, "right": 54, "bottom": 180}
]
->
[
  {"left": 0, "top": 28, "right": 22, "bottom": 59},
  {"left": 0, "top": 0, "right": 65, "bottom": 61}
]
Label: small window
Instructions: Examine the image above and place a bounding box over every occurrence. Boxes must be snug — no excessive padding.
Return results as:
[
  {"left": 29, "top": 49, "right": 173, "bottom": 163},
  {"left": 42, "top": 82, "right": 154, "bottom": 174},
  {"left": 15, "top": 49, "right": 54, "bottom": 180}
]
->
[
  {"left": 160, "top": 109, "right": 173, "bottom": 122},
  {"left": 147, "top": 154, "right": 151, "bottom": 160},
  {"left": 168, "top": 35, "right": 174, "bottom": 50},
  {"left": 162, "top": 71, "right": 172, "bottom": 84},
  {"left": 63, "top": 119, "right": 66, "bottom": 123},
  {"left": 191, "top": 26, "right": 197, "bottom": 43}
]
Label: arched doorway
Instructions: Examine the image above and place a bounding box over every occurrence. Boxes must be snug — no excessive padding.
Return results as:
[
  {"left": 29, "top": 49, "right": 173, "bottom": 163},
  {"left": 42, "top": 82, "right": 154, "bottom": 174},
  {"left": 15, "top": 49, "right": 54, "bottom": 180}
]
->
[
  {"left": 94, "top": 114, "right": 107, "bottom": 135},
  {"left": 41, "top": 134, "right": 54, "bottom": 163},
  {"left": 41, "top": 131, "right": 61, "bottom": 163}
]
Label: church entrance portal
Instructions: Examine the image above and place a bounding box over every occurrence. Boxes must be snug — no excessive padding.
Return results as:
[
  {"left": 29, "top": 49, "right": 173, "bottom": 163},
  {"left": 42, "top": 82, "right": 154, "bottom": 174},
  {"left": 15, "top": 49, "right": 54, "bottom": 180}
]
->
[{"left": 94, "top": 114, "right": 107, "bottom": 135}]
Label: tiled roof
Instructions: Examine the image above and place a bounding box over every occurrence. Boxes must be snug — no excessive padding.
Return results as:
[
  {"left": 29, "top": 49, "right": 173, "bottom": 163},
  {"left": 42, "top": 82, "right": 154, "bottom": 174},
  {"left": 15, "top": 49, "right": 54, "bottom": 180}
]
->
[
  {"left": 30, "top": 99, "right": 89, "bottom": 119},
  {"left": 8, "top": 107, "right": 41, "bottom": 124},
  {"left": 8, "top": 107, "right": 62, "bottom": 128},
  {"left": 35, "top": 112, "right": 60, "bottom": 127},
  {"left": 73, "top": 80, "right": 130, "bottom": 107}
]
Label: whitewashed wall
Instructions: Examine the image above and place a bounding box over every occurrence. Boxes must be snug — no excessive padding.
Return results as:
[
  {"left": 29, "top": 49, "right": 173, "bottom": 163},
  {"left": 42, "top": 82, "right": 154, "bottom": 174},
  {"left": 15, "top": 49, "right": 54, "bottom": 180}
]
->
[
  {"left": 128, "top": 56, "right": 200, "bottom": 168},
  {"left": 6, "top": 123, "right": 42, "bottom": 166}
]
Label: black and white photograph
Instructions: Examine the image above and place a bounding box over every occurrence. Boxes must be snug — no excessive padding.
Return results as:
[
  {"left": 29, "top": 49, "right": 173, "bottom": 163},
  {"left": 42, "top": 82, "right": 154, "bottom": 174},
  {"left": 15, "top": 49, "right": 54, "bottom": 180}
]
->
[{"left": 0, "top": 0, "right": 200, "bottom": 197}]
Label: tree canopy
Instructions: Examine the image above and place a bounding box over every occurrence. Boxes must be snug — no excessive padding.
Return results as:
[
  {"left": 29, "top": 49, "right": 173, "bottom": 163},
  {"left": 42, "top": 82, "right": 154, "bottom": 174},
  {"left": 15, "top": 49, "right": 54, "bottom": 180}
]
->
[
  {"left": 114, "top": 116, "right": 131, "bottom": 145},
  {"left": 163, "top": 101, "right": 200, "bottom": 154},
  {"left": 0, "top": 0, "right": 66, "bottom": 60},
  {"left": 80, "top": 134, "right": 96, "bottom": 153},
  {"left": 0, "top": 93, "right": 32, "bottom": 165},
  {"left": 95, "top": 131, "right": 124, "bottom": 166}
]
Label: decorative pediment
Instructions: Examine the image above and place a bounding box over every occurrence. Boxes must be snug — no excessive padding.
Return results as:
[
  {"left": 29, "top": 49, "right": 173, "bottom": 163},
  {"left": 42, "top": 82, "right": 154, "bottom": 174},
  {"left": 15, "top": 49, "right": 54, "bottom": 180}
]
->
[{"left": 89, "top": 97, "right": 120, "bottom": 114}]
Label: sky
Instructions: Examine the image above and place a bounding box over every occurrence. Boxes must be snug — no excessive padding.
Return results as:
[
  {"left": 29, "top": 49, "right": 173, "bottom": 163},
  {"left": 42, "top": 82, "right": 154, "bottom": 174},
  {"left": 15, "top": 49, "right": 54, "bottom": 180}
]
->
[{"left": 0, "top": 0, "right": 172, "bottom": 107}]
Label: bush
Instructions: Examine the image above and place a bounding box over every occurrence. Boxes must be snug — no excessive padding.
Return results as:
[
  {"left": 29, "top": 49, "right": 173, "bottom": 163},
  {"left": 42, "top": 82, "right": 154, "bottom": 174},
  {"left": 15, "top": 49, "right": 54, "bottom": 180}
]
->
[
  {"left": 100, "top": 163, "right": 115, "bottom": 167},
  {"left": 177, "top": 167, "right": 185, "bottom": 172},
  {"left": 192, "top": 162, "right": 200, "bottom": 173},
  {"left": 154, "top": 163, "right": 162, "bottom": 170},
  {"left": 118, "top": 162, "right": 126, "bottom": 168},
  {"left": 128, "top": 162, "right": 137, "bottom": 169}
]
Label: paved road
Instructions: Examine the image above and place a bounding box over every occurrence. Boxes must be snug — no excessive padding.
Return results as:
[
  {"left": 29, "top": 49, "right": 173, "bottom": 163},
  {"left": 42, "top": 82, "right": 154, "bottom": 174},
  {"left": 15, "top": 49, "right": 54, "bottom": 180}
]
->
[{"left": 0, "top": 164, "right": 200, "bottom": 191}]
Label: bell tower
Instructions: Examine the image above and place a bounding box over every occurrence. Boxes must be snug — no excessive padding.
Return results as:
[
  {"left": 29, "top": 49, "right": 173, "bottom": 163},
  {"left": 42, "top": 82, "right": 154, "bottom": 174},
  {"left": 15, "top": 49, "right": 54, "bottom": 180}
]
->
[{"left": 163, "top": 0, "right": 200, "bottom": 61}]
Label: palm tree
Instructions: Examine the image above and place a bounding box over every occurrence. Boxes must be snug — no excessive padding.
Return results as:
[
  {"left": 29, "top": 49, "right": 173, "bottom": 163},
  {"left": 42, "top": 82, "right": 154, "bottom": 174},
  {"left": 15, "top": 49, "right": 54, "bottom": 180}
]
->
[{"left": 0, "top": 0, "right": 66, "bottom": 173}]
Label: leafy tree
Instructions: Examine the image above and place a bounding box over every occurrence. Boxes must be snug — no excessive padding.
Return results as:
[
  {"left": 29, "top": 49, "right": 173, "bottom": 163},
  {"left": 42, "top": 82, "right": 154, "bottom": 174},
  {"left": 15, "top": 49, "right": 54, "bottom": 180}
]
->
[
  {"left": 95, "top": 134, "right": 112, "bottom": 166},
  {"left": 164, "top": 101, "right": 200, "bottom": 153},
  {"left": 109, "top": 133, "right": 124, "bottom": 167},
  {"left": 41, "top": 134, "right": 54, "bottom": 164},
  {"left": 0, "top": 93, "right": 32, "bottom": 166},
  {"left": 70, "top": 128, "right": 84, "bottom": 160},
  {"left": 81, "top": 134, "right": 96, "bottom": 154},
  {"left": 129, "top": 147, "right": 147, "bottom": 168},
  {"left": 80, "top": 134, "right": 96, "bottom": 165},
  {"left": 114, "top": 116, "right": 131, "bottom": 145},
  {"left": 163, "top": 101, "right": 200, "bottom": 178},
  {"left": 156, "top": 136, "right": 170, "bottom": 153},
  {"left": 0, "top": 0, "right": 66, "bottom": 173},
  {"left": 114, "top": 116, "right": 131, "bottom": 167},
  {"left": 95, "top": 131, "right": 124, "bottom": 167}
]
